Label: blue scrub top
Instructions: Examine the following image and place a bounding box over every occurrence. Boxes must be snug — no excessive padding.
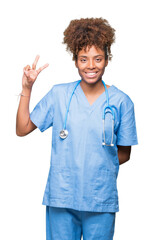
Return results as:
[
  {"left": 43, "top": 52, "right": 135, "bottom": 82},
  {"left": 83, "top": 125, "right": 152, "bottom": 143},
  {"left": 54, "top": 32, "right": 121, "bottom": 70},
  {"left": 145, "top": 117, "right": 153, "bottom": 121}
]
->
[{"left": 30, "top": 80, "right": 138, "bottom": 212}]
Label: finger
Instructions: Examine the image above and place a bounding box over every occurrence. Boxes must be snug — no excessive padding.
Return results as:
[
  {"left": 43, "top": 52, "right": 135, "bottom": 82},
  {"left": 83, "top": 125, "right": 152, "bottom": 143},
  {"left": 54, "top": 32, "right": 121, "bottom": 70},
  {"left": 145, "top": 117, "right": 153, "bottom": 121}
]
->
[
  {"left": 37, "top": 63, "right": 49, "bottom": 74},
  {"left": 23, "top": 65, "right": 31, "bottom": 71},
  {"left": 32, "top": 55, "right": 40, "bottom": 70},
  {"left": 23, "top": 70, "right": 29, "bottom": 77}
]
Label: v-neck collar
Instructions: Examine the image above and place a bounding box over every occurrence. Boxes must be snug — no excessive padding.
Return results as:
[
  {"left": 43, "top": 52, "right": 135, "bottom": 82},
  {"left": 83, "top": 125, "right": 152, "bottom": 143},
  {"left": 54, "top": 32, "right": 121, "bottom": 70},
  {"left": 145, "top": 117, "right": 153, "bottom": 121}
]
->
[{"left": 77, "top": 81, "right": 114, "bottom": 110}]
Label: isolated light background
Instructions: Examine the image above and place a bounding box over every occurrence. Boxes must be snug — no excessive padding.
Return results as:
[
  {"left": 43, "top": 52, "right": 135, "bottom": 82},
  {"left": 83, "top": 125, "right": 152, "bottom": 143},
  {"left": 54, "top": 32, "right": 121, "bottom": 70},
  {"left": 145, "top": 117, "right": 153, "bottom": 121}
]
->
[{"left": 0, "top": 0, "right": 153, "bottom": 239}]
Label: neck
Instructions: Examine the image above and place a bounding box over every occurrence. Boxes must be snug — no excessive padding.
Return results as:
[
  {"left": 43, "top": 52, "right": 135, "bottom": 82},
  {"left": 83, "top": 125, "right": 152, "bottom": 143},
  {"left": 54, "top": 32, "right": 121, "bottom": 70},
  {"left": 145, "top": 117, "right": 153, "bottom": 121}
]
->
[{"left": 80, "top": 79, "right": 105, "bottom": 95}]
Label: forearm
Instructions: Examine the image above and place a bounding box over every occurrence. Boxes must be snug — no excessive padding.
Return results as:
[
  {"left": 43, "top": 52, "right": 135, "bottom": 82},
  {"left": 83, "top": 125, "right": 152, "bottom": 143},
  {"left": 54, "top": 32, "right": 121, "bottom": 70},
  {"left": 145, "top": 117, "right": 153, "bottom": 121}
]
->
[
  {"left": 117, "top": 146, "right": 131, "bottom": 165},
  {"left": 16, "top": 88, "right": 32, "bottom": 136},
  {"left": 118, "top": 152, "right": 130, "bottom": 165},
  {"left": 16, "top": 55, "right": 49, "bottom": 136}
]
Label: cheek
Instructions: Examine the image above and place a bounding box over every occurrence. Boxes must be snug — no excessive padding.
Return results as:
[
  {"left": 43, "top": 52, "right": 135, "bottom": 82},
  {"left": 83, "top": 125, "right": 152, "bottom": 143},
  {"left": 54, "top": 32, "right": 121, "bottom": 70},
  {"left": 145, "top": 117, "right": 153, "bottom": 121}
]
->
[
  {"left": 76, "top": 67, "right": 83, "bottom": 76},
  {"left": 77, "top": 66, "right": 86, "bottom": 72},
  {"left": 76, "top": 61, "right": 88, "bottom": 70},
  {"left": 99, "top": 64, "right": 106, "bottom": 72}
]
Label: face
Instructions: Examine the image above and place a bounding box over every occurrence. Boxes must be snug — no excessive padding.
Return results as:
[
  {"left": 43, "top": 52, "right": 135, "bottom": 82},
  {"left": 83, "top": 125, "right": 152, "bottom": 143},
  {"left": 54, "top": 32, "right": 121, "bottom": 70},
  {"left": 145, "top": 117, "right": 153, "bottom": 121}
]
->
[{"left": 75, "top": 45, "right": 108, "bottom": 85}]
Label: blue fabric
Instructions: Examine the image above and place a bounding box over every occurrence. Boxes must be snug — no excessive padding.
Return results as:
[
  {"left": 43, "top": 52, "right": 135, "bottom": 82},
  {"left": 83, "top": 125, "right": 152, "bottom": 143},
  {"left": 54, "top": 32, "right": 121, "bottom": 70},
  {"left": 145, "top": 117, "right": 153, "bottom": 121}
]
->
[
  {"left": 30, "top": 80, "right": 138, "bottom": 212},
  {"left": 46, "top": 206, "right": 116, "bottom": 240}
]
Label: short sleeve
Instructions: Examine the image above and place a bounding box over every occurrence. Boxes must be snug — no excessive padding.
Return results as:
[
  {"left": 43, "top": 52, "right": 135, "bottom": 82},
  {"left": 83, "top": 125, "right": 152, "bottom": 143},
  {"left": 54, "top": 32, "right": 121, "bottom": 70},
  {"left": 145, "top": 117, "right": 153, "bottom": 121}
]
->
[
  {"left": 116, "top": 96, "right": 138, "bottom": 146},
  {"left": 30, "top": 86, "right": 54, "bottom": 132}
]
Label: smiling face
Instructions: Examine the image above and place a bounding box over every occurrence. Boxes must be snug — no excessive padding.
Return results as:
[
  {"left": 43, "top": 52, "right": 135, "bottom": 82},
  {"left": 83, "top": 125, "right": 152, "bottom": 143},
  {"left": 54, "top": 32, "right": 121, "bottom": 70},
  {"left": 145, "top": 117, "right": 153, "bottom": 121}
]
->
[{"left": 75, "top": 45, "right": 108, "bottom": 85}]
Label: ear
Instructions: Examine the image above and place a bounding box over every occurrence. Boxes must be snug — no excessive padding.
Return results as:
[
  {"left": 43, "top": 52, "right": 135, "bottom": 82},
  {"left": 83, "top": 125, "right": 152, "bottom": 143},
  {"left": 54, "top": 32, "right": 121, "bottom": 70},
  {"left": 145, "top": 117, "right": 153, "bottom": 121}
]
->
[
  {"left": 75, "top": 60, "right": 78, "bottom": 68},
  {"left": 105, "top": 59, "right": 108, "bottom": 67}
]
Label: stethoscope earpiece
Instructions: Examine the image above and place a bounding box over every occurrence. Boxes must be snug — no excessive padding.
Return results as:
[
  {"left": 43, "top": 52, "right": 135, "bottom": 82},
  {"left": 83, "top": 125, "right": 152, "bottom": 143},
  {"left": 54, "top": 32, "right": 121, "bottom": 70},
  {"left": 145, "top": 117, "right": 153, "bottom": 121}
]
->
[{"left": 102, "top": 142, "right": 114, "bottom": 147}]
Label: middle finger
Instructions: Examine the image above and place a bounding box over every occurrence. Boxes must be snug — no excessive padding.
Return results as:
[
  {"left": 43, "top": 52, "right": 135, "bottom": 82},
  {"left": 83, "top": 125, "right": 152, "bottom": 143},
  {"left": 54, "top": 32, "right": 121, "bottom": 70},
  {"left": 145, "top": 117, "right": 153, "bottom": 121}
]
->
[{"left": 32, "top": 55, "right": 40, "bottom": 70}]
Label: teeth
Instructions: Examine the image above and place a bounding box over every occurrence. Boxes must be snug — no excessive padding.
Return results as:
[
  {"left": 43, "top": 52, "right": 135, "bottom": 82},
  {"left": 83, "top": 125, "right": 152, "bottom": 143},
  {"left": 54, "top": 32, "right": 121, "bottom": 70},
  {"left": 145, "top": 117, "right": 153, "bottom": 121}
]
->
[{"left": 86, "top": 72, "right": 97, "bottom": 75}]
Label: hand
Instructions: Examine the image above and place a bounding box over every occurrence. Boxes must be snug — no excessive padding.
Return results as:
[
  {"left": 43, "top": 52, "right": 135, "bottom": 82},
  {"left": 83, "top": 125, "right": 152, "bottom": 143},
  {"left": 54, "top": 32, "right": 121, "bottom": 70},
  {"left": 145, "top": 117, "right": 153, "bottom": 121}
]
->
[{"left": 22, "top": 55, "right": 49, "bottom": 90}]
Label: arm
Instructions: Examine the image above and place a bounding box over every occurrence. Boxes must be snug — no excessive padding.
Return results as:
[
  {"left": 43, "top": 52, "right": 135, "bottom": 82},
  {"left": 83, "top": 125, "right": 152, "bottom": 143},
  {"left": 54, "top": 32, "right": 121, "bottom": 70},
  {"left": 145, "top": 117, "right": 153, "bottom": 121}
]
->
[
  {"left": 16, "top": 88, "right": 37, "bottom": 136},
  {"left": 16, "top": 55, "right": 49, "bottom": 137},
  {"left": 117, "top": 145, "right": 131, "bottom": 165}
]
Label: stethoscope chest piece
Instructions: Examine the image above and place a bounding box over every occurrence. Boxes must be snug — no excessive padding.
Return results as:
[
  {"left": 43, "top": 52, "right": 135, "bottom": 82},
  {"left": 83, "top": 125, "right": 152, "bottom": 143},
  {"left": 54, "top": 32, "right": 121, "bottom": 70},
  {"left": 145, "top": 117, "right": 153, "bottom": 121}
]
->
[{"left": 59, "top": 129, "right": 68, "bottom": 139}]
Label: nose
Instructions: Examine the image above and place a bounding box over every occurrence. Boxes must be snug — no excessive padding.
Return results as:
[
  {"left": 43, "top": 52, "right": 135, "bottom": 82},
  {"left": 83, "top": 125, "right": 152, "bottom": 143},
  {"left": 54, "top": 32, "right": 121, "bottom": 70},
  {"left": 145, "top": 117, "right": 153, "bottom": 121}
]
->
[{"left": 87, "top": 59, "right": 95, "bottom": 69}]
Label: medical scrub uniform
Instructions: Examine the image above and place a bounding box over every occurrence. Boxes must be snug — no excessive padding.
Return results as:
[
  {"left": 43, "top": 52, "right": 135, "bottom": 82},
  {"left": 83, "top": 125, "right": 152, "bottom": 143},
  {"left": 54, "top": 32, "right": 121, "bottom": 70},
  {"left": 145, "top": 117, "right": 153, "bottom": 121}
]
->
[{"left": 30, "top": 80, "right": 138, "bottom": 239}]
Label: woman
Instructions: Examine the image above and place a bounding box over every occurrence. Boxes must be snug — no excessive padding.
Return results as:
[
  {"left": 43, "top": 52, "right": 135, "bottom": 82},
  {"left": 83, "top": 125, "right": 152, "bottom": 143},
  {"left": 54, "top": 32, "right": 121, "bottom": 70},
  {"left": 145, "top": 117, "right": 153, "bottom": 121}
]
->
[{"left": 16, "top": 17, "right": 138, "bottom": 240}]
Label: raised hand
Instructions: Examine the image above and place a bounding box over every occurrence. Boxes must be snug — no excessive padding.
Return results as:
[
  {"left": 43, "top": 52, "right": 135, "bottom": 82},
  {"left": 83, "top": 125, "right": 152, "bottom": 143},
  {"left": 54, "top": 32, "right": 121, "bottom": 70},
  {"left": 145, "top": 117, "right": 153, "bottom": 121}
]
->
[{"left": 22, "top": 55, "right": 49, "bottom": 90}]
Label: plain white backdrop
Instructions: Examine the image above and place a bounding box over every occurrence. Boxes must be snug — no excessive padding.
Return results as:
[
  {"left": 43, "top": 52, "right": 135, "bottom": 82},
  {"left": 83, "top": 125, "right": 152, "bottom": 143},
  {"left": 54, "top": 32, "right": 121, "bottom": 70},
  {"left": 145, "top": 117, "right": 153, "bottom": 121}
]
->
[{"left": 1, "top": 0, "right": 153, "bottom": 239}]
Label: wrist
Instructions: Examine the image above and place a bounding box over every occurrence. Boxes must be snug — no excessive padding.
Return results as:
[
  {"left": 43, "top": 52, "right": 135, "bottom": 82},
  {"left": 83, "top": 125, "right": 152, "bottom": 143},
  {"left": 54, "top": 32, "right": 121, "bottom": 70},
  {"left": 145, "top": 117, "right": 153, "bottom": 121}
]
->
[{"left": 21, "top": 87, "right": 32, "bottom": 96}]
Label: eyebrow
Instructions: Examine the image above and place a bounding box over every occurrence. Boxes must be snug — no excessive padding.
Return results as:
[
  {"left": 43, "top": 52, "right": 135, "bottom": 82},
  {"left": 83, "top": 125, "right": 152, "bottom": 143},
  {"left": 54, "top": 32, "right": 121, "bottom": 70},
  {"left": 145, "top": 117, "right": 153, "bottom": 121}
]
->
[{"left": 78, "top": 55, "right": 104, "bottom": 58}]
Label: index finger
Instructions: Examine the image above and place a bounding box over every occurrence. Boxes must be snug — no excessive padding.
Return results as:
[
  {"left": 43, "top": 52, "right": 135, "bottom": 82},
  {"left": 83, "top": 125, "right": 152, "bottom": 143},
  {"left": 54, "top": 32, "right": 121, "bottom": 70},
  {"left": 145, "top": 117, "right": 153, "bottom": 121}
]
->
[
  {"left": 37, "top": 63, "right": 49, "bottom": 74},
  {"left": 32, "top": 55, "right": 40, "bottom": 70}
]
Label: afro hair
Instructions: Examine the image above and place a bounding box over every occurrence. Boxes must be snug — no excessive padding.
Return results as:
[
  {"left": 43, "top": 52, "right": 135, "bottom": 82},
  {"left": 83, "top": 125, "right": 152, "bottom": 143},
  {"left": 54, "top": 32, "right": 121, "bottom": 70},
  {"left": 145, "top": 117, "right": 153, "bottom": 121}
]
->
[{"left": 63, "top": 17, "right": 116, "bottom": 61}]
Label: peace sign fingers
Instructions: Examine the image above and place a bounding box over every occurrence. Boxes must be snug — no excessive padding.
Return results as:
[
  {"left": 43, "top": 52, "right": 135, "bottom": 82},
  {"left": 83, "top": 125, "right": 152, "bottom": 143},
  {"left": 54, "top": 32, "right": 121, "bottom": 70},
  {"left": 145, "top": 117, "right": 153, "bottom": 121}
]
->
[
  {"left": 22, "top": 55, "right": 49, "bottom": 90},
  {"left": 32, "top": 55, "right": 40, "bottom": 70},
  {"left": 37, "top": 63, "right": 49, "bottom": 75},
  {"left": 32, "top": 55, "right": 49, "bottom": 74}
]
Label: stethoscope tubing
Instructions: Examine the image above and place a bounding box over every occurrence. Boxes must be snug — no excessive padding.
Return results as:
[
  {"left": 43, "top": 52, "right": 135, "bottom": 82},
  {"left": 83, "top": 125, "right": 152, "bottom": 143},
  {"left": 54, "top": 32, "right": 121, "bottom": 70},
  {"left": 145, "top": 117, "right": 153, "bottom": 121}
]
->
[
  {"left": 63, "top": 80, "right": 81, "bottom": 130},
  {"left": 59, "top": 79, "right": 115, "bottom": 146}
]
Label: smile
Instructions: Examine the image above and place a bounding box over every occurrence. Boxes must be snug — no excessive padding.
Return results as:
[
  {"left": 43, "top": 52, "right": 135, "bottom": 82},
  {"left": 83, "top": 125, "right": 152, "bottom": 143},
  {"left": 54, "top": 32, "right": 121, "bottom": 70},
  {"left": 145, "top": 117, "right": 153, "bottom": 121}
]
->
[{"left": 85, "top": 72, "right": 98, "bottom": 78}]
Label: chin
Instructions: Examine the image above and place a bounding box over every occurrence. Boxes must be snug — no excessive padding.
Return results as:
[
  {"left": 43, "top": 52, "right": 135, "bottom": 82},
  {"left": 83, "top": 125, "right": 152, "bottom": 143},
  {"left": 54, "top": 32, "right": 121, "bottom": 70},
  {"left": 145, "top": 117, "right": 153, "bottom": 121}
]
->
[{"left": 81, "top": 77, "right": 102, "bottom": 85}]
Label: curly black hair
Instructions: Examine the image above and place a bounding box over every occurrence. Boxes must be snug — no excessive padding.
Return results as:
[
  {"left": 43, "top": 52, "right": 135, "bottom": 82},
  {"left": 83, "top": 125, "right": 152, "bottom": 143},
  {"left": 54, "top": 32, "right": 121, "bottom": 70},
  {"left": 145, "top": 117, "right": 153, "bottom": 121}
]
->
[{"left": 63, "top": 17, "right": 116, "bottom": 61}]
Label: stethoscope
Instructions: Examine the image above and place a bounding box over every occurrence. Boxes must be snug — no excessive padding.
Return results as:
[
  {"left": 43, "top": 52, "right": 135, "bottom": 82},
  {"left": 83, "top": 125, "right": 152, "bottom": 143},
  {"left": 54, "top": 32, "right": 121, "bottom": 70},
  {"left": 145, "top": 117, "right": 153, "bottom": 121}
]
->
[{"left": 59, "top": 80, "right": 115, "bottom": 147}]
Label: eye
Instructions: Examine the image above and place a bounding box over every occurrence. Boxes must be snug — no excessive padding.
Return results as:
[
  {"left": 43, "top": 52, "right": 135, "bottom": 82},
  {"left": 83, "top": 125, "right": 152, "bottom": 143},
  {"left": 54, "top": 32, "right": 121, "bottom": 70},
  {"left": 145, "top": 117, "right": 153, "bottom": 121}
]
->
[
  {"left": 96, "top": 58, "right": 102, "bottom": 62},
  {"left": 80, "top": 58, "right": 87, "bottom": 62}
]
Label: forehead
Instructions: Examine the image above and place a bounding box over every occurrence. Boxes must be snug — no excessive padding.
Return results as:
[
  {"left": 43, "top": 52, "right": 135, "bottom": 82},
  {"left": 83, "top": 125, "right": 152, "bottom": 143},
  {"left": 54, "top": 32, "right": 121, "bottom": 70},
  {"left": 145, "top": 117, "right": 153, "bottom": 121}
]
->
[{"left": 78, "top": 45, "right": 105, "bottom": 56}]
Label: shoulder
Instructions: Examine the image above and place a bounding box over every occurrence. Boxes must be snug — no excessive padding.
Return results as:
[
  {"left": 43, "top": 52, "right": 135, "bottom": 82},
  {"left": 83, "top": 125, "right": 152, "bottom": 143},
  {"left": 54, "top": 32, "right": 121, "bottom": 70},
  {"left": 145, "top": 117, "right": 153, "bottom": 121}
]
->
[
  {"left": 43, "top": 80, "right": 79, "bottom": 96},
  {"left": 35, "top": 81, "right": 80, "bottom": 105},
  {"left": 52, "top": 80, "right": 79, "bottom": 92},
  {"left": 51, "top": 80, "right": 80, "bottom": 97},
  {"left": 111, "top": 85, "right": 134, "bottom": 107}
]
